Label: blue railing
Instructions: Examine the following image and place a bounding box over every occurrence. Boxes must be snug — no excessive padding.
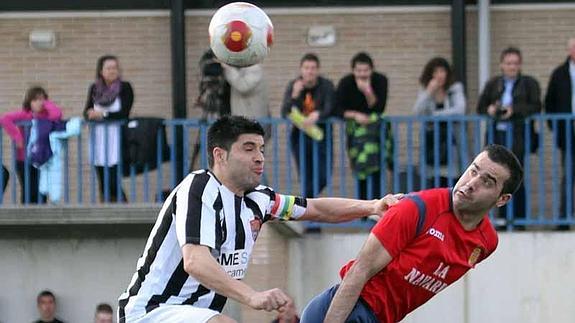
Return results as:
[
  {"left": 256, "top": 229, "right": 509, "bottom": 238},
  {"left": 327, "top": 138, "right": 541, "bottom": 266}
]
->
[{"left": 1, "top": 115, "right": 574, "bottom": 231}]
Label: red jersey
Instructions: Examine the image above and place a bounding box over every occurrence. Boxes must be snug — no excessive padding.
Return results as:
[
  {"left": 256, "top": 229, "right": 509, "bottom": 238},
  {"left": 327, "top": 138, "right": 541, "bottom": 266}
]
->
[{"left": 340, "top": 188, "right": 498, "bottom": 323}]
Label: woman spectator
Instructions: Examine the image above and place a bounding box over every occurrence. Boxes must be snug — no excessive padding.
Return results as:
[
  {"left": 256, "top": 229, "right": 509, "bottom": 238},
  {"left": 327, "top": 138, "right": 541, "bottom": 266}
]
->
[
  {"left": 84, "top": 55, "right": 133, "bottom": 202},
  {"left": 413, "top": 57, "right": 466, "bottom": 176},
  {"left": 0, "top": 86, "right": 63, "bottom": 204}
]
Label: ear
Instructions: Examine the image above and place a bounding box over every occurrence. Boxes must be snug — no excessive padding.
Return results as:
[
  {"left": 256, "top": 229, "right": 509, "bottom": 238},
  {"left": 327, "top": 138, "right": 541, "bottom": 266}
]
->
[
  {"left": 495, "top": 193, "right": 512, "bottom": 208},
  {"left": 212, "top": 147, "right": 227, "bottom": 164}
]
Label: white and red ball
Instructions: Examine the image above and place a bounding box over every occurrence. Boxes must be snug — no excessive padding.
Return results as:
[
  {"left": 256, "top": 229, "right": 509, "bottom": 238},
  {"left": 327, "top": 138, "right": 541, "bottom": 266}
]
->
[{"left": 208, "top": 2, "right": 273, "bottom": 67}]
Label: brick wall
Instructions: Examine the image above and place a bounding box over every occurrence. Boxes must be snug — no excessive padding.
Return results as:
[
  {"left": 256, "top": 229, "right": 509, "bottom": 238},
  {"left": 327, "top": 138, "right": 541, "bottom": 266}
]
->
[{"left": 0, "top": 5, "right": 574, "bottom": 320}]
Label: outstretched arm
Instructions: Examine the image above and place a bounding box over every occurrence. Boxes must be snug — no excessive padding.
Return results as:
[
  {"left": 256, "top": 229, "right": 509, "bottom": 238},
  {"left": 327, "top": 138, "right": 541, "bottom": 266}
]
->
[
  {"left": 298, "top": 193, "right": 403, "bottom": 223},
  {"left": 323, "top": 233, "right": 392, "bottom": 323}
]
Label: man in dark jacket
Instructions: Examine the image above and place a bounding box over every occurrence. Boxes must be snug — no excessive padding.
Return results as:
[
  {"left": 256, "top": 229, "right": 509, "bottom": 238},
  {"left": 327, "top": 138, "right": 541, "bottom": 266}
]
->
[
  {"left": 477, "top": 47, "right": 542, "bottom": 228},
  {"left": 281, "top": 53, "right": 336, "bottom": 197},
  {"left": 545, "top": 38, "right": 575, "bottom": 231}
]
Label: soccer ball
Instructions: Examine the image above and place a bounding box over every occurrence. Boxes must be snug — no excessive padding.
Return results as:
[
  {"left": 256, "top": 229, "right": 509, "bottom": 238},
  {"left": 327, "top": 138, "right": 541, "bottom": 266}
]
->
[{"left": 208, "top": 2, "right": 274, "bottom": 67}]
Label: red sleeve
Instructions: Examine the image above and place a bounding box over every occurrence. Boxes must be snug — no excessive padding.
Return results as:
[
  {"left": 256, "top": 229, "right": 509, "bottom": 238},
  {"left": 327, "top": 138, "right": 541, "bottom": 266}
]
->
[
  {"left": 39, "top": 100, "right": 63, "bottom": 120},
  {"left": 0, "top": 109, "right": 30, "bottom": 145},
  {"left": 371, "top": 198, "right": 421, "bottom": 258}
]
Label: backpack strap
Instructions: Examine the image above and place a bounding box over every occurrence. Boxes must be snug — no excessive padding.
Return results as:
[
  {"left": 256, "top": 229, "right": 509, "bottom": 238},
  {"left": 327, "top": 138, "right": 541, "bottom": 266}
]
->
[{"left": 404, "top": 194, "right": 427, "bottom": 236}]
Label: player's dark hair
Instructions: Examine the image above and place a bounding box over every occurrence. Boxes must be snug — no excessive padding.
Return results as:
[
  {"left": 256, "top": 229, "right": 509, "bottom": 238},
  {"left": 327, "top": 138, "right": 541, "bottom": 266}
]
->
[
  {"left": 207, "top": 115, "right": 265, "bottom": 168},
  {"left": 482, "top": 144, "right": 523, "bottom": 195},
  {"left": 300, "top": 53, "right": 320, "bottom": 67},
  {"left": 37, "top": 290, "right": 56, "bottom": 303},
  {"left": 351, "top": 52, "right": 374, "bottom": 69},
  {"left": 500, "top": 47, "right": 522, "bottom": 63},
  {"left": 95, "top": 303, "right": 113, "bottom": 314}
]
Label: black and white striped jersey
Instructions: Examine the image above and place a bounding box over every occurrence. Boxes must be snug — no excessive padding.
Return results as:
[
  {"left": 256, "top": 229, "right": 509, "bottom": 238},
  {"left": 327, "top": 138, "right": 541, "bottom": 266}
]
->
[{"left": 118, "top": 169, "right": 307, "bottom": 322}]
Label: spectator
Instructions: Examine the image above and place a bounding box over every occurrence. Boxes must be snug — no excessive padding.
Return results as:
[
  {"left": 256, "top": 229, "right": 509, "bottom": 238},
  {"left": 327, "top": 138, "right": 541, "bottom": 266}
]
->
[
  {"left": 0, "top": 86, "right": 62, "bottom": 204},
  {"left": 190, "top": 49, "right": 231, "bottom": 170},
  {"left": 94, "top": 303, "right": 113, "bottom": 323},
  {"left": 544, "top": 37, "right": 575, "bottom": 231},
  {"left": 34, "top": 290, "right": 65, "bottom": 323},
  {"left": 336, "top": 52, "right": 392, "bottom": 200},
  {"left": 413, "top": 57, "right": 466, "bottom": 183},
  {"left": 195, "top": 49, "right": 231, "bottom": 119},
  {"left": 281, "top": 53, "right": 336, "bottom": 197},
  {"left": 84, "top": 55, "right": 133, "bottom": 203},
  {"left": 222, "top": 63, "right": 270, "bottom": 123},
  {"left": 477, "top": 47, "right": 542, "bottom": 228}
]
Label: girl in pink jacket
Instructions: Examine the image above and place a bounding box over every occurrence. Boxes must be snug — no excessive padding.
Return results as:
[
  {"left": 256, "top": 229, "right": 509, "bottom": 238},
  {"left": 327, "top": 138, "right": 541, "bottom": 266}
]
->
[{"left": 0, "top": 86, "right": 63, "bottom": 204}]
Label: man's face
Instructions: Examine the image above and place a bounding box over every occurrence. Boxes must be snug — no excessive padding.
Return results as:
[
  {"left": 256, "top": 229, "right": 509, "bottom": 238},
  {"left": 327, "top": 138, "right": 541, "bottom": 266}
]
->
[
  {"left": 222, "top": 134, "right": 265, "bottom": 192},
  {"left": 37, "top": 295, "right": 56, "bottom": 320},
  {"left": 300, "top": 60, "right": 319, "bottom": 86},
  {"left": 568, "top": 38, "right": 575, "bottom": 62},
  {"left": 352, "top": 62, "right": 372, "bottom": 81},
  {"left": 95, "top": 312, "right": 113, "bottom": 323},
  {"left": 500, "top": 53, "right": 521, "bottom": 79},
  {"left": 453, "top": 152, "right": 512, "bottom": 214}
]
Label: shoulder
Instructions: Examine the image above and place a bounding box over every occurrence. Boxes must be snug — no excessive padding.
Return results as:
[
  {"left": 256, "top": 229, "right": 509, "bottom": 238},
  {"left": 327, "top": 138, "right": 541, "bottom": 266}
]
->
[
  {"left": 372, "top": 72, "right": 388, "bottom": 82},
  {"left": 121, "top": 81, "right": 134, "bottom": 91},
  {"left": 338, "top": 74, "right": 355, "bottom": 86},
  {"left": 449, "top": 82, "right": 464, "bottom": 93},
  {"left": 414, "top": 188, "right": 453, "bottom": 218},
  {"left": 245, "top": 185, "right": 275, "bottom": 203},
  {"left": 285, "top": 78, "right": 296, "bottom": 88},
  {"left": 318, "top": 76, "right": 335, "bottom": 87},
  {"left": 479, "top": 216, "right": 499, "bottom": 251},
  {"left": 486, "top": 76, "right": 502, "bottom": 87},
  {"left": 184, "top": 169, "right": 221, "bottom": 200},
  {"left": 519, "top": 74, "right": 540, "bottom": 85},
  {"left": 551, "top": 61, "right": 568, "bottom": 76}
]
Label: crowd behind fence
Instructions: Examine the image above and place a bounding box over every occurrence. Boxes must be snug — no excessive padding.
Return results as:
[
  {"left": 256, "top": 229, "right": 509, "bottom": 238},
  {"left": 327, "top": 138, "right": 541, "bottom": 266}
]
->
[{"left": 1, "top": 114, "right": 574, "bottom": 231}]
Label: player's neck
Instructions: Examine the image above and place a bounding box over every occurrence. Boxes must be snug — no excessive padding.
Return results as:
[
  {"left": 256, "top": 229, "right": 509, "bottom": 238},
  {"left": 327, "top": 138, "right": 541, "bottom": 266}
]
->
[
  {"left": 453, "top": 209, "right": 484, "bottom": 231},
  {"left": 212, "top": 169, "right": 244, "bottom": 197}
]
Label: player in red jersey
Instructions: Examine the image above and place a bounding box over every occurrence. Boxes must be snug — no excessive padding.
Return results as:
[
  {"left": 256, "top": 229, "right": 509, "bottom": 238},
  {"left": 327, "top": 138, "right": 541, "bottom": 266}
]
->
[{"left": 300, "top": 144, "right": 523, "bottom": 323}]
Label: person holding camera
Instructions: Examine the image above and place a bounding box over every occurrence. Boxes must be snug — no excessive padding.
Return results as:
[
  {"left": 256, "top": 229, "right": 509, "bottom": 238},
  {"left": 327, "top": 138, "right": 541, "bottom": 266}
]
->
[{"left": 477, "top": 47, "right": 542, "bottom": 229}]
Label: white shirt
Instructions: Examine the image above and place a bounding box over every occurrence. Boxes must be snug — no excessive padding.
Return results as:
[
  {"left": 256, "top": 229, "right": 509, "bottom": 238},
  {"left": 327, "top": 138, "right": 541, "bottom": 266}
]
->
[
  {"left": 92, "top": 97, "right": 121, "bottom": 166},
  {"left": 118, "top": 170, "right": 307, "bottom": 322}
]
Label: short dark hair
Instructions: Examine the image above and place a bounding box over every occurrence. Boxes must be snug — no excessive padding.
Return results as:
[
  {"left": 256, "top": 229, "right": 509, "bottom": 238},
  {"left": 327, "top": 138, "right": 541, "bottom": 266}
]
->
[
  {"left": 37, "top": 290, "right": 55, "bottom": 303},
  {"left": 500, "top": 47, "right": 522, "bottom": 63},
  {"left": 22, "top": 86, "right": 48, "bottom": 111},
  {"left": 300, "top": 53, "right": 320, "bottom": 67},
  {"left": 207, "top": 115, "right": 265, "bottom": 168},
  {"left": 96, "top": 54, "right": 119, "bottom": 80},
  {"left": 95, "top": 303, "right": 113, "bottom": 315},
  {"left": 351, "top": 52, "right": 374, "bottom": 69},
  {"left": 482, "top": 144, "right": 524, "bottom": 195},
  {"left": 419, "top": 57, "right": 455, "bottom": 90}
]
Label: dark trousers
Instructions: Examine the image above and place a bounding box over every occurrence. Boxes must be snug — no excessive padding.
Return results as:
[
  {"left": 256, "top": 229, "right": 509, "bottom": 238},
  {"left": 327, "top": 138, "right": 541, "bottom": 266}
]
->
[
  {"left": 290, "top": 129, "right": 330, "bottom": 198},
  {"left": 16, "top": 161, "right": 45, "bottom": 204},
  {"left": 95, "top": 165, "right": 127, "bottom": 203},
  {"left": 560, "top": 150, "right": 574, "bottom": 219},
  {"left": 493, "top": 130, "right": 526, "bottom": 221},
  {"left": 358, "top": 172, "right": 381, "bottom": 200},
  {"left": 300, "top": 285, "right": 378, "bottom": 323},
  {"left": 1, "top": 165, "right": 8, "bottom": 195}
]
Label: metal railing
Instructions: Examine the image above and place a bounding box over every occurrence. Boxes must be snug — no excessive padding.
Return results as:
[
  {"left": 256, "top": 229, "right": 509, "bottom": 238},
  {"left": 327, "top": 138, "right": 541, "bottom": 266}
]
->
[{"left": 1, "top": 115, "right": 574, "bottom": 231}]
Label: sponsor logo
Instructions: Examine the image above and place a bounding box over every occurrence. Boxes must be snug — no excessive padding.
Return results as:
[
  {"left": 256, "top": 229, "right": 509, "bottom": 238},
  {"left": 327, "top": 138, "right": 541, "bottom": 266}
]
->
[
  {"left": 218, "top": 249, "right": 250, "bottom": 279},
  {"left": 427, "top": 228, "right": 445, "bottom": 241}
]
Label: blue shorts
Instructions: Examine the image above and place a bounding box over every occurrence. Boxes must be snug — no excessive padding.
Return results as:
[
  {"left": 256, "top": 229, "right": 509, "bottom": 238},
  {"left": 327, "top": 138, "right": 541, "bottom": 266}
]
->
[{"left": 300, "top": 285, "right": 378, "bottom": 323}]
